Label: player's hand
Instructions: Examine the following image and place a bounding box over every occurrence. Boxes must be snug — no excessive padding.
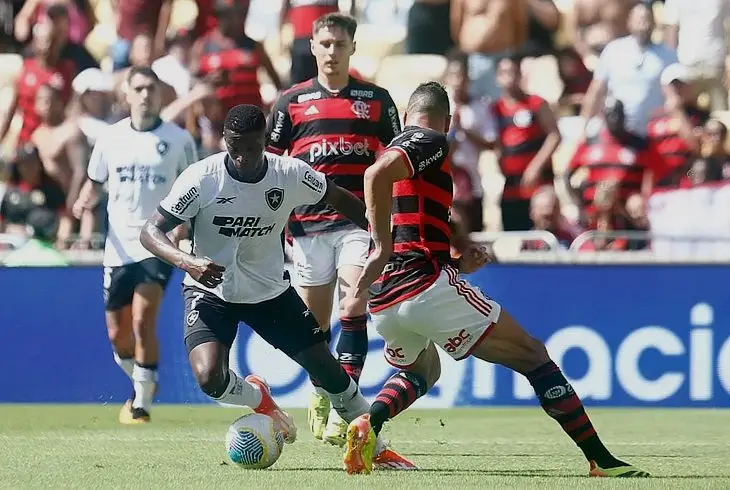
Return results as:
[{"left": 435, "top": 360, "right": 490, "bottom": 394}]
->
[
  {"left": 184, "top": 256, "right": 226, "bottom": 288},
  {"left": 71, "top": 198, "right": 89, "bottom": 220},
  {"left": 458, "top": 243, "right": 492, "bottom": 274},
  {"left": 354, "top": 249, "right": 390, "bottom": 298}
]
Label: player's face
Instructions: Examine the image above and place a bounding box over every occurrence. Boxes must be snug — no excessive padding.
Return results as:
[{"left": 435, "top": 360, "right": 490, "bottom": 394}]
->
[
  {"left": 311, "top": 26, "right": 355, "bottom": 77},
  {"left": 224, "top": 129, "right": 266, "bottom": 175},
  {"left": 127, "top": 73, "right": 162, "bottom": 118},
  {"left": 496, "top": 59, "right": 520, "bottom": 91}
]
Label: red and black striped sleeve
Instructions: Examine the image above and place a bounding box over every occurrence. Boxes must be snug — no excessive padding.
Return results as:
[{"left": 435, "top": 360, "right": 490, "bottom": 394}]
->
[{"left": 385, "top": 128, "right": 449, "bottom": 178}]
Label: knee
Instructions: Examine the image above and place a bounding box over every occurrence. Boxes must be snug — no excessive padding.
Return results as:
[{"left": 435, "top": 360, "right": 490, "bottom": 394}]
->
[
  {"left": 107, "top": 326, "right": 132, "bottom": 353},
  {"left": 192, "top": 361, "right": 227, "bottom": 398},
  {"left": 132, "top": 317, "right": 154, "bottom": 342}
]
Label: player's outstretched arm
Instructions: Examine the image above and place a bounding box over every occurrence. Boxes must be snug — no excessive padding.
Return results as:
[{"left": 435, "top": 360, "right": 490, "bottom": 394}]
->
[
  {"left": 322, "top": 180, "right": 368, "bottom": 231},
  {"left": 353, "top": 152, "right": 409, "bottom": 297},
  {"left": 140, "top": 210, "right": 224, "bottom": 289}
]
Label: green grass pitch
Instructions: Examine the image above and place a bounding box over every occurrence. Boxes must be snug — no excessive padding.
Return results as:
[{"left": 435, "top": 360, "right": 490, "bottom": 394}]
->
[{"left": 0, "top": 405, "right": 728, "bottom": 489}]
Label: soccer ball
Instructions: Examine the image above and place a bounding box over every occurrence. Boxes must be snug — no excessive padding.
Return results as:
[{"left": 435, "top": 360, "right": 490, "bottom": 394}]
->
[{"left": 225, "top": 413, "right": 285, "bottom": 469}]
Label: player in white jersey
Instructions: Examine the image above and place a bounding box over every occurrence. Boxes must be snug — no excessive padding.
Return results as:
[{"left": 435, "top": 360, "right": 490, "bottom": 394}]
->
[
  {"left": 139, "top": 104, "right": 415, "bottom": 469},
  {"left": 73, "top": 67, "right": 198, "bottom": 424}
]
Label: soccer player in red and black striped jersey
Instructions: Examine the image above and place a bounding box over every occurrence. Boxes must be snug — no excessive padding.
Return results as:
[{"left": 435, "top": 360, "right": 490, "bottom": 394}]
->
[
  {"left": 342, "top": 82, "right": 649, "bottom": 478},
  {"left": 266, "top": 13, "right": 401, "bottom": 446}
]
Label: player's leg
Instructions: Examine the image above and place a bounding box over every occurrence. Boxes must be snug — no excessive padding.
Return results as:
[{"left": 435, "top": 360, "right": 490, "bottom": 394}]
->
[
  {"left": 125, "top": 259, "right": 174, "bottom": 420},
  {"left": 323, "top": 229, "right": 371, "bottom": 445},
  {"left": 103, "top": 265, "right": 137, "bottom": 423},
  {"left": 183, "top": 286, "right": 296, "bottom": 442},
  {"left": 244, "top": 287, "right": 412, "bottom": 467},
  {"left": 290, "top": 233, "right": 337, "bottom": 439},
  {"left": 344, "top": 304, "right": 436, "bottom": 474},
  {"left": 470, "top": 309, "right": 649, "bottom": 477}
]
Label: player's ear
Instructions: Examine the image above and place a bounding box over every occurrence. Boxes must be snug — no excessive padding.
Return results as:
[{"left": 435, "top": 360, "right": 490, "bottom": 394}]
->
[
  {"left": 350, "top": 40, "right": 356, "bottom": 56},
  {"left": 445, "top": 115, "right": 452, "bottom": 134},
  {"left": 310, "top": 38, "right": 315, "bottom": 56}
]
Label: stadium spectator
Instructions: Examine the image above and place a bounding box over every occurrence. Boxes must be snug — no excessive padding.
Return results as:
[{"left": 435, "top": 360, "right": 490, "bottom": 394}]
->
[
  {"left": 567, "top": 0, "right": 637, "bottom": 70},
  {"left": 444, "top": 51, "right": 493, "bottom": 232},
  {"left": 406, "top": 0, "right": 452, "bottom": 56},
  {"left": 566, "top": 97, "right": 665, "bottom": 224},
  {"left": 14, "top": 0, "right": 93, "bottom": 45},
  {"left": 491, "top": 55, "right": 561, "bottom": 231},
  {"left": 191, "top": 0, "right": 281, "bottom": 113},
  {"left": 663, "top": 0, "right": 729, "bottom": 111},
  {"left": 579, "top": 179, "right": 632, "bottom": 250},
  {"left": 451, "top": 0, "right": 528, "bottom": 101},
  {"left": 648, "top": 63, "right": 710, "bottom": 189},
  {"left": 280, "top": 0, "right": 351, "bottom": 85},
  {"left": 30, "top": 83, "right": 86, "bottom": 207},
  {"left": 682, "top": 119, "right": 730, "bottom": 186},
  {"left": 1, "top": 206, "right": 69, "bottom": 263},
  {"left": 110, "top": 0, "right": 173, "bottom": 71},
  {"left": 522, "top": 186, "right": 582, "bottom": 250},
  {"left": 624, "top": 192, "right": 650, "bottom": 249},
  {"left": 0, "top": 21, "right": 75, "bottom": 149},
  {"left": 580, "top": 3, "right": 676, "bottom": 136},
  {"left": 72, "top": 68, "right": 115, "bottom": 147},
  {"left": 555, "top": 47, "right": 593, "bottom": 115},
  {"left": 46, "top": 4, "right": 98, "bottom": 73},
  {"left": 518, "top": 0, "right": 560, "bottom": 59},
  {"left": 151, "top": 30, "right": 193, "bottom": 97},
  {"left": 0, "top": 144, "right": 72, "bottom": 246},
  {"left": 1, "top": 207, "right": 69, "bottom": 265}
]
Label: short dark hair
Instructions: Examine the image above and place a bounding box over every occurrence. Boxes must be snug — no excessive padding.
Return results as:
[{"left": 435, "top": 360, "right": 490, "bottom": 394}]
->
[
  {"left": 406, "top": 81, "right": 450, "bottom": 119},
  {"left": 313, "top": 13, "right": 357, "bottom": 40},
  {"left": 46, "top": 3, "right": 69, "bottom": 20},
  {"left": 127, "top": 66, "right": 160, "bottom": 84},
  {"left": 224, "top": 104, "right": 266, "bottom": 134}
]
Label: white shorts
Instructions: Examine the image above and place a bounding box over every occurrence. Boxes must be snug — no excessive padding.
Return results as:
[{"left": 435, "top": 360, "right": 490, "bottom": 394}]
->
[
  {"left": 372, "top": 266, "right": 502, "bottom": 367},
  {"left": 291, "top": 228, "right": 370, "bottom": 287}
]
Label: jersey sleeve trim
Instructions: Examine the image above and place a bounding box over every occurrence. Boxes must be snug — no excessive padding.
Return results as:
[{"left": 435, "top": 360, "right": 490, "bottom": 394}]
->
[
  {"left": 157, "top": 205, "right": 185, "bottom": 226},
  {"left": 266, "top": 146, "right": 286, "bottom": 155},
  {"left": 88, "top": 176, "right": 106, "bottom": 185},
  {"left": 383, "top": 147, "right": 415, "bottom": 178}
]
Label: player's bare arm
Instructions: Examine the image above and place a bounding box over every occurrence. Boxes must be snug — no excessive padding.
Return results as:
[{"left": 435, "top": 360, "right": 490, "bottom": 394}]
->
[
  {"left": 140, "top": 210, "right": 225, "bottom": 289},
  {"left": 353, "top": 151, "right": 408, "bottom": 297},
  {"left": 449, "top": 219, "right": 491, "bottom": 274},
  {"left": 72, "top": 179, "right": 103, "bottom": 219},
  {"left": 321, "top": 179, "right": 368, "bottom": 231}
]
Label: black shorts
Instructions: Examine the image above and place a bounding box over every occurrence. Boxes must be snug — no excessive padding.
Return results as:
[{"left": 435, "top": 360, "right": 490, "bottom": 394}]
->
[
  {"left": 104, "top": 258, "right": 173, "bottom": 311},
  {"left": 289, "top": 37, "right": 318, "bottom": 85},
  {"left": 500, "top": 198, "right": 533, "bottom": 232},
  {"left": 183, "top": 286, "right": 325, "bottom": 357}
]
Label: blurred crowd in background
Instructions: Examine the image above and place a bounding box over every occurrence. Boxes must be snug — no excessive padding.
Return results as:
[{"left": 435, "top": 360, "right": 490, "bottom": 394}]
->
[{"left": 0, "top": 0, "right": 729, "bottom": 259}]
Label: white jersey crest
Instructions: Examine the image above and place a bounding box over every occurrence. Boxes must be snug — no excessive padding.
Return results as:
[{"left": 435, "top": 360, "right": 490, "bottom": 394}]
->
[{"left": 158, "top": 152, "right": 328, "bottom": 303}]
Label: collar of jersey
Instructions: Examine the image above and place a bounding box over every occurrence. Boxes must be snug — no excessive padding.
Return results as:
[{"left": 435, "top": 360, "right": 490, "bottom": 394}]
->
[
  {"left": 224, "top": 154, "right": 269, "bottom": 184},
  {"left": 129, "top": 117, "right": 163, "bottom": 133},
  {"left": 314, "top": 76, "right": 352, "bottom": 97}
]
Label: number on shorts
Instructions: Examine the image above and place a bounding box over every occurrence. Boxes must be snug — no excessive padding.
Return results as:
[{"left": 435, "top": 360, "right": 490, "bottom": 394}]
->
[{"left": 190, "top": 291, "right": 205, "bottom": 311}]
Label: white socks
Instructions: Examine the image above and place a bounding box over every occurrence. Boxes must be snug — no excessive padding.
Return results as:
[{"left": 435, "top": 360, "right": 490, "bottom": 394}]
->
[
  {"left": 212, "top": 370, "right": 263, "bottom": 409},
  {"left": 113, "top": 352, "right": 135, "bottom": 379},
  {"left": 326, "top": 378, "right": 370, "bottom": 423},
  {"left": 132, "top": 364, "right": 157, "bottom": 412}
]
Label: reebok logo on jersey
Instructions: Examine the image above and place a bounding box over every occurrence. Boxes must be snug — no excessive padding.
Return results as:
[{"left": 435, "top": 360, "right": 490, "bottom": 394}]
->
[
  {"left": 172, "top": 187, "right": 199, "bottom": 214},
  {"left": 309, "top": 137, "right": 372, "bottom": 162},
  {"left": 417, "top": 147, "right": 445, "bottom": 173},
  {"left": 216, "top": 197, "right": 235, "bottom": 204},
  {"left": 304, "top": 105, "right": 319, "bottom": 116},
  {"left": 443, "top": 329, "right": 471, "bottom": 353},
  {"left": 213, "top": 216, "right": 275, "bottom": 237}
]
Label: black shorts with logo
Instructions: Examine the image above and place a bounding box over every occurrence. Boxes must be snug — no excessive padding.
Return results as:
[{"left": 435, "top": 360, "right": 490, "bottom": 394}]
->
[
  {"left": 104, "top": 258, "right": 173, "bottom": 311},
  {"left": 183, "top": 285, "right": 325, "bottom": 357}
]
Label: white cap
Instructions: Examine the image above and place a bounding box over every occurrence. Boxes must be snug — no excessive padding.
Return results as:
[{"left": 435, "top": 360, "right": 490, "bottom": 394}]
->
[
  {"left": 72, "top": 68, "right": 114, "bottom": 94},
  {"left": 661, "top": 63, "right": 692, "bottom": 86}
]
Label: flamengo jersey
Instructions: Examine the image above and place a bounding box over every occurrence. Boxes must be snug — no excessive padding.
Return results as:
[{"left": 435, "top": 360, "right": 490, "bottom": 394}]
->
[
  {"left": 266, "top": 77, "right": 401, "bottom": 237},
  {"left": 158, "top": 152, "right": 328, "bottom": 304},
  {"left": 492, "top": 94, "right": 554, "bottom": 200},
  {"left": 88, "top": 118, "right": 197, "bottom": 267},
  {"left": 368, "top": 126, "right": 453, "bottom": 313}
]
